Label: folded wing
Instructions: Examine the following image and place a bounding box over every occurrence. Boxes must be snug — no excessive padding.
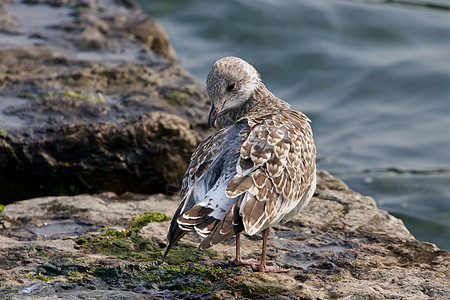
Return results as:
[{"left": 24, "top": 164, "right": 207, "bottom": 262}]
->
[{"left": 200, "top": 110, "right": 316, "bottom": 247}]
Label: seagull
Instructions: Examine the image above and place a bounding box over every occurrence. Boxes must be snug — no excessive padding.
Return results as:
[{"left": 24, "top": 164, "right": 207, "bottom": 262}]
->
[{"left": 164, "top": 56, "right": 316, "bottom": 272}]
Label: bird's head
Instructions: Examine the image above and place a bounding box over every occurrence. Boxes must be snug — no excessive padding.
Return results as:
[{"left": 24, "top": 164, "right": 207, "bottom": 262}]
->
[{"left": 206, "top": 56, "right": 262, "bottom": 128}]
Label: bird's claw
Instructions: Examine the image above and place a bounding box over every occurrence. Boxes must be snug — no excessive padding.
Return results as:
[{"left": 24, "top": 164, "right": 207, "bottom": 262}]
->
[
  {"left": 231, "top": 258, "right": 258, "bottom": 266},
  {"left": 251, "top": 264, "right": 290, "bottom": 273}
]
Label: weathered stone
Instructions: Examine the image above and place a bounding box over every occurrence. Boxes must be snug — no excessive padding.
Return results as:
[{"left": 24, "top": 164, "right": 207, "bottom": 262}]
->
[
  {"left": 1, "top": 107, "right": 201, "bottom": 200},
  {"left": 0, "top": 171, "right": 448, "bottom": 299},
  {"left": 0, "top": 0, "right": 210, "bottom": 202}
]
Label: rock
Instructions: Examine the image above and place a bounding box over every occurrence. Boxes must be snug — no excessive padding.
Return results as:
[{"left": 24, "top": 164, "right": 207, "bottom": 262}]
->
[
  {"left": 0, "top": 0, "right": 210, "bottom": 202},
  {"left": 0, "top": 171, "right": 448, "bottom": 299}
]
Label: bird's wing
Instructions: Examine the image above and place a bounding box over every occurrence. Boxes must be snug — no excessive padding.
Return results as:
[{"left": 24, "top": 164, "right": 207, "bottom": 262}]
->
[
  {"left": 199, "top": 110, "right": 315, "bottom": 249},
  {"left": 228, "top": 110, "right": 316, "bottom": 235},
  {"left": 166, "top": 110, "right": 316, "bottom": 253},
  {"left": 179, "top": 128, "right": 230, "bottom": 213},
  {"left": 165, "top": 122, "right": 248, "bottom": 255}
]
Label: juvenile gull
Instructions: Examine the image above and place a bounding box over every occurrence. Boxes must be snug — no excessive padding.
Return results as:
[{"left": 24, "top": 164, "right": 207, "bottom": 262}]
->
[{"left": 164, "top": 56, "right": 316, "bottom": 272}]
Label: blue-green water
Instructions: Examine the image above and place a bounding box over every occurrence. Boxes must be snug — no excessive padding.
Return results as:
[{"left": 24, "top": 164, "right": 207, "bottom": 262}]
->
[{"left": 137, "top": 0, "right": 450, "bottom": 251}]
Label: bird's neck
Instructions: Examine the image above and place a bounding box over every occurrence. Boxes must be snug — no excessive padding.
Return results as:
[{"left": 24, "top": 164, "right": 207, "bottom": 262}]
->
[{"left": 216, "top": 84, "right": 290, "bottom": 128}]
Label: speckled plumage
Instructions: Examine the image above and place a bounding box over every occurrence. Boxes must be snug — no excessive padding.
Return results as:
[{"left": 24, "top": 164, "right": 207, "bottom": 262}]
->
[{"left": 165, "top": 57, "right": 316, "bottom": 271}]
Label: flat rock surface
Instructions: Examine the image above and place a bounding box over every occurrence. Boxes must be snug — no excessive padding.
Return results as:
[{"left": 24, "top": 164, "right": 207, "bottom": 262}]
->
[
  {"left": 0, "top": 171, "right": 448, "bottom": 299},
  {"left": 0, "top": 0, "right": 210, "bottom": 202}
]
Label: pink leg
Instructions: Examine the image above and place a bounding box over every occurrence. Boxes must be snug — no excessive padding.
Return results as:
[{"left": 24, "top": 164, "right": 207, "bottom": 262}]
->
[
  {"left": 251, "top": 228, "right": 289, "bottom": 273},
  {"left": 231, "top": 233, "right": 258, "bottom": 266}
]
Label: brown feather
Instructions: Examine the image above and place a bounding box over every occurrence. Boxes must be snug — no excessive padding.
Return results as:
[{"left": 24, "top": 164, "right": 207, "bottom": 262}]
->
[
  {"left": 226, "top": 175, "right": 253, "bottom": 198},
  {"left": 181, "top": 206, "right": 214, "bottom": 220},
  {"left": 238, "top": 157, "right": 254, "bottom": 173},
  {"left": 199, "top": 202, "right": 244, "bottom": 250},
  {"left": 243, "top": 196, "right": 268, "bottom": 235}
]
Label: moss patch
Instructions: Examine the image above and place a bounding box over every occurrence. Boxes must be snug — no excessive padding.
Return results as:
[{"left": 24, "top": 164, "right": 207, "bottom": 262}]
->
[
  {"left": 25, "top": 244, "right": 50, "bottom": 261},
  {"left": 2, "top": 290, "right": 19, "bottom": 295},
  {"left": 165, "top": 243, "right": 217, "bottom": 265},
  {"left": 131, "top": 212, "right": 171, "bottom": 230},
  {"left": 167, "top": 91, "right": 190, "bottom": 107},
  {"left": 29, "top": 261, "right": 235, "bottom": 295},
  {"left": 25, "top": 211, "right": 244, "bottom": 296},
  {"left": 133, "top": 264, "right": 229, "bottom": 293},
  {"left": 0, "top": 128, "right": 6, "bottom": 138},
  {"left": 334, "top": 274, "right": 344, "bottom": 282},
  {"left": 237, "top": 283, "right": 282, "bottom": 298},
  {"left": 75, "top": 233, "right": 161, "bottom": 261},
  {"left": 99, "top": 211, "right": 171, "bottom": 238},
  {"left": 39, "top": 91, "right": 54, "bottom": 98},
  {"left": 28, "top": 263, "right": 93, "bottom": 284},
  {"left": 74, "top": 233, "right": 215, "bottom": 265},
  {"left": 64, "top": 90, "right": 106, "bottom": 104},
  {"left": 17, "top": 92, "right": 36, "bottom": 99},
  {"left": 16, "top": 91, "right": 53, "bottom": 100},
  {"left": 27, "top": 260, "right": 288, "bottom": 297},
  {"left": 29, "top": 272, "right": 54, "bottom": 282},
  {"left": 73, "top": 211, "right": 215, "bottom": 265}
]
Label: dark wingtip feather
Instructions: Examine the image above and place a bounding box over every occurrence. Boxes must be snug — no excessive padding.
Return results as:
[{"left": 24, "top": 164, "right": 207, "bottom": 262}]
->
[
  {"left": 163, "top": 203, "right": 188, "bottom": 262},
  {"left": 163, "top": 225, "right": 186, "bottom": 262},
  {"left": 199, "top": 203, "right": 244, "bottom": 250}
]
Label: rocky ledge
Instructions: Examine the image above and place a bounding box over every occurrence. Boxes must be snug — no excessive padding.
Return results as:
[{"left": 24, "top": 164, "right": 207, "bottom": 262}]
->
[
  {"left": 0, "top": 0, "right": 210, "bottom": 202},
  {"left": 0, "top": 171, "right": 448, "bottom": 299}
]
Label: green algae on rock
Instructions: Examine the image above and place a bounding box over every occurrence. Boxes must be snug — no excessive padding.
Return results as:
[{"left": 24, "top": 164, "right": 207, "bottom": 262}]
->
[
  {"left": 131, "top": 212, "right": 171, "bottom": 229},
  {"left": 63, "top": 90, "right": 107, "bottom": 104},
  {"left": 74, "top": 211, "right": 215, "bottom": 265},
  {"left": 27, "top": 261, "right": 237, "bottom": 295}
]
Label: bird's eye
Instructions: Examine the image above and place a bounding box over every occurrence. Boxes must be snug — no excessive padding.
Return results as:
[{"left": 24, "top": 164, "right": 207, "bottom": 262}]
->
[{"left": 226, "top": 83, "right": 235, "bottom": 91}]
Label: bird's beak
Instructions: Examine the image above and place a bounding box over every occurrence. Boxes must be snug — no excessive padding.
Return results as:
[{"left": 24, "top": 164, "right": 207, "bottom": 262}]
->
[{"left": 208, "top": 103, "right": 219, "bottom": 128}]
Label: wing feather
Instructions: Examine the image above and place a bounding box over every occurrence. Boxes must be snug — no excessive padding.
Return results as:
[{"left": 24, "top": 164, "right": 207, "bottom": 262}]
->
[
  {"left": 165, "top": 122, "right": 247, "bottom": 253},
  {"left": 166, "top": 110, "right": 316, "bottom": 257},
  {"left": 225, "top": 110, "right": 316, "bottom": 236}
]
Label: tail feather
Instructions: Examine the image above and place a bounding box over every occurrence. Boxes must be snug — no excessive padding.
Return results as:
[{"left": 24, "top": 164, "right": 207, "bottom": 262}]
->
[
  {"left": 163, "top": 202, "right": 189, "bottom": 262},
  {"left": 199, "top": 202, "right": 244, "bottom": 250},
  {"left": 163, "top": 221, "right": 187, "bottom": 262}
]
